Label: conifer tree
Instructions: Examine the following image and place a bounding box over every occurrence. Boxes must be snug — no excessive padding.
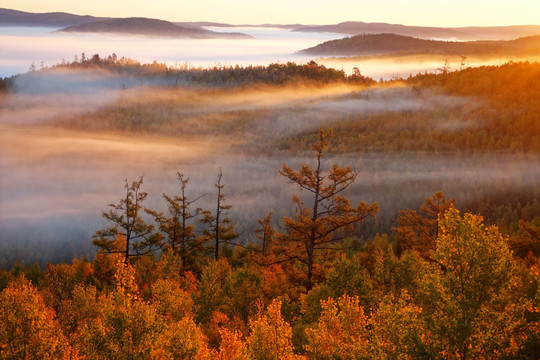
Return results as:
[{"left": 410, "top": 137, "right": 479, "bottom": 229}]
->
[
  {"left": 201, "top": 169, "right": 238, "bottom": 260},
  {"left": 146, "top": 172, "right": 206, "bottom": 268},
  {"left": 393, "top": 191, "right": 455, "bottom": 265},
  {"left": 277, "top": 129, "right": 378, "bottom": 292},
  {"left": 93, "top": 177, "right": 161, "bottom": 264}
]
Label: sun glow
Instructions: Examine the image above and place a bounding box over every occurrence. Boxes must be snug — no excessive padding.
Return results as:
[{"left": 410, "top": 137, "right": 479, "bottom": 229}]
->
[{"left": 2, "top": 0, "right": 539, "bottom": 27}]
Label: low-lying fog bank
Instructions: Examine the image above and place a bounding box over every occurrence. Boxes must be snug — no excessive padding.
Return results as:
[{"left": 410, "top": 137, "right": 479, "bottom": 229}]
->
[
  {"left": 1, "top": 123, "right": 539, "bottom": 266},
  {"left": 1, "top": 69, "right": 539, "bottom": 266},
  {"left": 2, "top": 26, "right": 533, "bottom": 80}
]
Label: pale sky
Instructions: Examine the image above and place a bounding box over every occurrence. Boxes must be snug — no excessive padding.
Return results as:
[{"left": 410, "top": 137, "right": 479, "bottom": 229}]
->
[{"left": 3, "top": 0, "right": 539, "bottom": 27}]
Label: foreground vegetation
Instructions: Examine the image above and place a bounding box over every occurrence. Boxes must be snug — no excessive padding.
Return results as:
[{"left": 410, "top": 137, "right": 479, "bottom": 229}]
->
[
  {"left": 1, "top": 130, "right": 539, "bottom": 359},
  {"left": 1, "top": 188, "right": 539, "bottom": 359}
]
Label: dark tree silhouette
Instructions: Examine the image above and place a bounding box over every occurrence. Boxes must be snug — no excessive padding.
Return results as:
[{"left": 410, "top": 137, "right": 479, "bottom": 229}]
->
[
  {"left": 93, "top": 177, "right": 161, "bottom": 263},
  {"left": 146, "top": 172, "right": 206, "bottom": 269},
  {"left": 200, "top": 169, "right": 238, "bottom": 260}
]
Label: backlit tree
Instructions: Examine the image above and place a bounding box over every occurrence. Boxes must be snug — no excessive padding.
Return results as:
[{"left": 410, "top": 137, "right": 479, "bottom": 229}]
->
[
  {"left": 277, "top": 129, "right": 379, "bottom": 291},
  {"left": 93, "top": 177, "right": 161, "bottom": 264},
  {"left": 420, "top": 208, "right": 524, "bottom": 359},
  {"left": 146, "top": 172, "right": 206, "bottom": 268},
  {"left": 201, "top": 169, "right": 238, "bottom": 260}
]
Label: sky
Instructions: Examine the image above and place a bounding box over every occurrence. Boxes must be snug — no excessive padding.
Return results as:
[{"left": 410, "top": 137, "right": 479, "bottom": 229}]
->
[{"left": 3, "top": 0, "right": 540, "bottom": 27}]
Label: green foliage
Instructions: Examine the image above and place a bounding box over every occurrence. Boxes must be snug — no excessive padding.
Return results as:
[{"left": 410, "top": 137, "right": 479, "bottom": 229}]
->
[
  {"left": 196, "top": 259, "right": 231, "bottom": 324},
  {"left": 304, "top": 254, "right": 373, "bottom": 323},
  {"left": 370, "top": 291, "right": 430, "bottom": 359},
  {"left": 419, "top": 208, "right": 525, "bottom": 359},
  {"left": 221, "top": 266, "right": 263, "bottom": 323}
]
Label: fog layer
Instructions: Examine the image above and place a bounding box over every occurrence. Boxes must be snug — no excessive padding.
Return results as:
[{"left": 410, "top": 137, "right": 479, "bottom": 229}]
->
[
  {"left": 0, "top": 26, "right": 343, "bottom": 78},
  {"left": 2, "top": 26, "right": 531, "bottom": 80},
  {"left": 1, "top": 74, "right": 539, "bottom": 265}
]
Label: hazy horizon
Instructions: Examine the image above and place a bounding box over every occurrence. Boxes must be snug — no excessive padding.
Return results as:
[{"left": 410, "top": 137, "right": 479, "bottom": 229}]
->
[
  {"left": 1, "top": 25, "right": 532, "bottom": 80},
  {"left": 3, "top": 1, "right": 540, "bottom": 27}
]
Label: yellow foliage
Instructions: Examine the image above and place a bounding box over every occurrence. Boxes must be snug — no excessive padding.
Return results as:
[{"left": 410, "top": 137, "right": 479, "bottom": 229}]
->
[
  {"left": 152, "top": 278, "right": 194, "bottom": 322},
  {"left": 370, "top": 291, "right": 427, "bottom": 359},
  {"left": 216, "top": 328, "right": 248, "bottom": 360},
  {"left": 246, "top": 299, "right": 303, "bottom": 360},
  {"left": 152, "top": 317, "right": 211, "bottom": 360},
  {"left": 0, "top": 277, "right": 72, "bottom": 360},
  {"left": 304, "top": 294, "right": 370, "bottom": 359}
]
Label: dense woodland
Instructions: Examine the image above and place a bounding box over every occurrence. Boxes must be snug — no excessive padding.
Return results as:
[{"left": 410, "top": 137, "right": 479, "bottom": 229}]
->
[
  {"left": 1, "top": 57, "right": 539, "bottom": 359},
  {"left": 299, "top": 33, "right": 540, "bottom": 56}
]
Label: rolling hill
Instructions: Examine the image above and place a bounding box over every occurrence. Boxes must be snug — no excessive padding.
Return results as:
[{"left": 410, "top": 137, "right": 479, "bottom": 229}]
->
[
  {"left": 0, "top": 8, "right": 251, "bottom": 39},
  {"left": 0, "top": 8, "right": 107, "bottom": 27},
  {"left": 293, "top": 21, "right": 476, "bottom": 40},
  {"left": 56, "top": 17, "right": 252, "bottom": 39},
  {"left": 293, "top": 21, "right": 540, "bottom": 41},
  {"left": 299, "top": 33, "right": 540, "bottom": 57}
]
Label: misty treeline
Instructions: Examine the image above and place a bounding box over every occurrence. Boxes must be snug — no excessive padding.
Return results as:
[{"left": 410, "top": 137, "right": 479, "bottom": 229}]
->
[
  {"left": 278, "top": 61, "right": 540, "bottom": 153},
  {"left": 1, "top": 57, "right": 540, "bottom": 357},
  {"left": 0, "top": 53, "right": 374, "bottom": 92},
  {"left": 1, "top": 130, "right": 539, "bottom": 359},
  {"left": 19, "top": 59, "right": 537, "bottom": 154}
]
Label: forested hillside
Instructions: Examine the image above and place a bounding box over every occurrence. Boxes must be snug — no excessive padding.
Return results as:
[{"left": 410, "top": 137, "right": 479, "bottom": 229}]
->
[{"left": 300, "top": 33, "right": 540, "bottom": 56}]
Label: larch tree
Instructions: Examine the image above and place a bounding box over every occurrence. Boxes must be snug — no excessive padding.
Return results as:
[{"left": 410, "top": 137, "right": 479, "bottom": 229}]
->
[
  {"left": 146, "top": 172, "right": 206, "bottom": 269},
  {"left": 93, "top": 177, "right": 161, "bottom": 264},
  {"left": 255, "top": 212, "right": 275, "bottom": 257},
  {"left": 277, "top": 128, "right": 379, "bottom": 292},
  {"left": 393, "top": 191, "right": 455, "bottom": 265},
  {"left": 201, "top": 169, "right": 238, "bottom": 260}
]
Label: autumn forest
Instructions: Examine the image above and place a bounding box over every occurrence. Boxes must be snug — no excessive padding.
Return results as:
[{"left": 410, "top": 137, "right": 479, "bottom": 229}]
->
[{"left": 0, "top": 55, "right": 539, "bottom": 359}]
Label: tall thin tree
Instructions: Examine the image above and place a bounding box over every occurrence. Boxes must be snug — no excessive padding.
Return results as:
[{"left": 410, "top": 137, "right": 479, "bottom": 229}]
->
[
  {"left": 201, "top": 169, "right": 238, "bottom": 260},
  {"left": 146, "top": 172, "right": 206, "bottom": 268},
  {"left": 277, "top": 129, "right": 379, "bottom": 291}
]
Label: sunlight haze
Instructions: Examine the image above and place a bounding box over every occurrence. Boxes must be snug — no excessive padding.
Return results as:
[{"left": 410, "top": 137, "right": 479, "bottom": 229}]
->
[{"left": 4, "top": 0, "right": 540, "bottom": 26}]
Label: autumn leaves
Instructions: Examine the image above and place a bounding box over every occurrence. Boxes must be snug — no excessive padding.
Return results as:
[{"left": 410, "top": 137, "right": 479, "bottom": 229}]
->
[{"left": 1, "top": 129, "right": 538, "bottom": 359}]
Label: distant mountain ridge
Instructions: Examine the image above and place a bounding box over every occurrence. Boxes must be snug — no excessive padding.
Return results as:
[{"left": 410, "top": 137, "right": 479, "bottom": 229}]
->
[
  {"left": 3, "top": 7, "right": 540, "bottom": 41},
  {"left": 293, "top": 21, "right": 540, "bottom": 41},
  {"left": 0, "top": 8, "right": 107, "bottom": 27},
  {"left": 56, "top": 17, "right": 252, "bottom": 39},
  {"left": 299, "top": 33, "right": 540, "bottom": 57},
  {"left": 0, "top": 8, "right": 251, "bottom": 39}
]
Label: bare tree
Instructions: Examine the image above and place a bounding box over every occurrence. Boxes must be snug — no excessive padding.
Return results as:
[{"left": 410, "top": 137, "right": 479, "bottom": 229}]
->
[
  {"left": 200, "top": 169, "right": 238, "bottom": 260},
  {"left": 255, "top": 212, "right": 275, "bottom": 256}
]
